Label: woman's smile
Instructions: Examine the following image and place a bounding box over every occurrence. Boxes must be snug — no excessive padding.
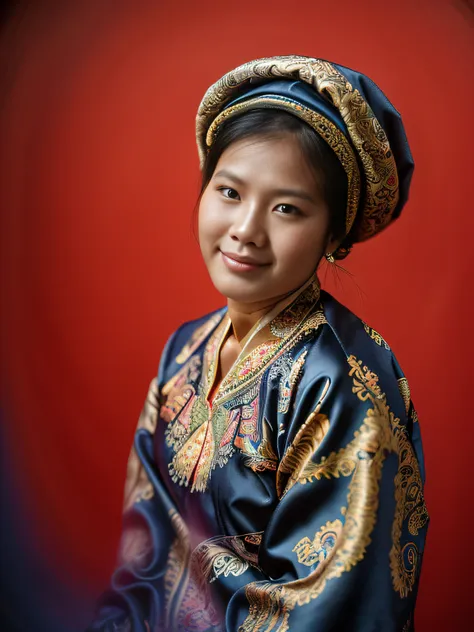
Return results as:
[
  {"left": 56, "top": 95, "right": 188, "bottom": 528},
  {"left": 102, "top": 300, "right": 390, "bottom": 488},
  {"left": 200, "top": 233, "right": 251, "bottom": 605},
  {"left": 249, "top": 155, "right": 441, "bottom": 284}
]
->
[{"left": 220, "top": 249, "right": 270, "bottom": 273}]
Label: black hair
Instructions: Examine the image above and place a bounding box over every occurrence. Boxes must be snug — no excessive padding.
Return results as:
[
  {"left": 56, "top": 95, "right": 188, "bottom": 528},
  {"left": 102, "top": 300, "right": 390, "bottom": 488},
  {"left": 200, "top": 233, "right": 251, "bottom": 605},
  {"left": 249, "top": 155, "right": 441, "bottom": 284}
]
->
[{"left": 200, "top": 109, "right": 354, "bottom": 252}]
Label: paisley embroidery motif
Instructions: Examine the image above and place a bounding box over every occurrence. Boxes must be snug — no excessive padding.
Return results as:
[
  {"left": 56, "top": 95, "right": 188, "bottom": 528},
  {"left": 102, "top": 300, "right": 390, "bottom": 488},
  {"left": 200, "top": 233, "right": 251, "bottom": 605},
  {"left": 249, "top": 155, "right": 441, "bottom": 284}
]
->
[
  {"left": 164, "top": 518, "right": 261, "bottom": 632},
  {"left": 194, "top": 531, "right": 263, "bottom": 583}
]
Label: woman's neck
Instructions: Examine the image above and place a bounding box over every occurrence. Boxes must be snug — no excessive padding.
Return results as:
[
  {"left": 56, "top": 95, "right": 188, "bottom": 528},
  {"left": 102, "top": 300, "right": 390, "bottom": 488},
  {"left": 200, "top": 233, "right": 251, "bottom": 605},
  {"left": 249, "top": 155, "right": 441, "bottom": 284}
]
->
[
  {"left": 226, "top": 303, "right": 269, "bottom": 343},
  {"left": 226, "top": 294, "right": 290, "bottom": 343},
  {"left": 226, "top": 278, "right": 317, "bottom": 345}
]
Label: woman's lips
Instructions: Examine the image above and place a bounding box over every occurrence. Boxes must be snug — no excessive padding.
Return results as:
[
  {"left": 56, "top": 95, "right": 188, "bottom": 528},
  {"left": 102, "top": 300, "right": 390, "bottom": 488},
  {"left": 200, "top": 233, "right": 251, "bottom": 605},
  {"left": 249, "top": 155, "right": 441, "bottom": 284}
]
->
[{"left": 220, "top": 250, "right": 269, "bottom": 273}]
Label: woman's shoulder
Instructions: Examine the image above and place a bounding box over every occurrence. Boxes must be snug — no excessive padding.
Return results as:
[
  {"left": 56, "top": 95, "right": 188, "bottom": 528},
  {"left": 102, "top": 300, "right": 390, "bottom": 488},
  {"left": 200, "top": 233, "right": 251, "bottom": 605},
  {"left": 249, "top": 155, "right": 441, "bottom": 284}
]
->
[
  {"left": 316, "top": 292, "right": 424, "bottom": 482},
  {"left": 157, "top": 307, "right": 227, "bottom": 385},
  {"left": 320, "top": 290, "right": 392, "bottom": 357},
  {"left": 318, "top": 290, "right": 409, "bottom": 412}
]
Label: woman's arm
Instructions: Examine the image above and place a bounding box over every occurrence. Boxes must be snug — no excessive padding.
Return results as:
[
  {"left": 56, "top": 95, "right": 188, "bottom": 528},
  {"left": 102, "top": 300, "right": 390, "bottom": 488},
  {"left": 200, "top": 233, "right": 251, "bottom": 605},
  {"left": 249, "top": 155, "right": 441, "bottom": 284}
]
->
[
  {"left": 86, "top": 330, "right": 182, "bottom": 632},
  {"left": 225, "top": 355, "right": 428, "bottom": 632}
]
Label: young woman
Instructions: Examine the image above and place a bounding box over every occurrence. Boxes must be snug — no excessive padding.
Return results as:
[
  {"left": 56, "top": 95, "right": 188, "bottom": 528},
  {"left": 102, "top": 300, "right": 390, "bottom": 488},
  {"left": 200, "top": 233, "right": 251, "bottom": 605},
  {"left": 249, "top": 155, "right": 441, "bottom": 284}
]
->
[{"left": 89, "top": 56, "right": 429, "bottom": 632}]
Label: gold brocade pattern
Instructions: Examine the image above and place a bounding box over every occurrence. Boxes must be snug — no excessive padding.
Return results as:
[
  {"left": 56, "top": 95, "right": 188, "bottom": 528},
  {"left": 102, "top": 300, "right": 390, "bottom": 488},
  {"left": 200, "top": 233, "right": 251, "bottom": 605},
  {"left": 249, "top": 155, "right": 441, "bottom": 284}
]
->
[
  {"left": 239, "top": 354, "right": 428, "bottom": 632},
  {"left": 276, "top": 378, "right": 331, "bottom": 499},
  {"left": 390, "top": 416, "right": 428, "bottom": 596},
  {"left": 270, "top": 281, "right": 321, "bottom": 339},
  {"left": 217, "top": 340, "right": 281, "bottom": 403},
  {"left": 292, "top": 519, "right": 342, "bottom": 569},
  {"left": 240, "top": 584, "right": 289, "bottom": 632},
  {"left": 196, "top": 56, "right": 400, "bottom": 246},
  {"left": 397, "top": 378, "right": 411, "bottom": 415},
  {"left": 363, "top": 322, "right": 390, "bottom": 350},
  {"left": 215, "top": 281, "right": 322, "bottom": 404}
]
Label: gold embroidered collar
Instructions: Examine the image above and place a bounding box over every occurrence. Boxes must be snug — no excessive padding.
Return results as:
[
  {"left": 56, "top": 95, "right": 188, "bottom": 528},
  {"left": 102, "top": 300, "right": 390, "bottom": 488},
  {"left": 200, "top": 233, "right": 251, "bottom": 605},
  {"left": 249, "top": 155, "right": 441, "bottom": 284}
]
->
[{"left": 203, "top": 278, "right": 321, "bottom": 406}]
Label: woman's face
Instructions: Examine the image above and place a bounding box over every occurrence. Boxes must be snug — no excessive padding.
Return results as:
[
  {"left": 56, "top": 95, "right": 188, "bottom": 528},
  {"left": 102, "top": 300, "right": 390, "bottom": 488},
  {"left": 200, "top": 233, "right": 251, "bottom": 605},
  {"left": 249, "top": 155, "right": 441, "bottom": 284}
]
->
[{"left": 199, "top": 133, "right": 337, "bottom": 307}]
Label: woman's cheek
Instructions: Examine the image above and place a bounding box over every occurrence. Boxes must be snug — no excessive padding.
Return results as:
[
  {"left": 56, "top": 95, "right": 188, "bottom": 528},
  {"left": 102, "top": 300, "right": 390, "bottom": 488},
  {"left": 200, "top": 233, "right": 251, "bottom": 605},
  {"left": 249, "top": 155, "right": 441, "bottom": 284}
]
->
[
  {"left": 199, "top": 204, "right": 221, "bottom": 243},
  {"left": 278, "top": 229, "right": 311, "bottom": 261},
  {"left": 283, "top": 231, "right": 323, "bottom": 272},
  {"left": 206, "top": 202, "right": 228, "bottom": 235}
]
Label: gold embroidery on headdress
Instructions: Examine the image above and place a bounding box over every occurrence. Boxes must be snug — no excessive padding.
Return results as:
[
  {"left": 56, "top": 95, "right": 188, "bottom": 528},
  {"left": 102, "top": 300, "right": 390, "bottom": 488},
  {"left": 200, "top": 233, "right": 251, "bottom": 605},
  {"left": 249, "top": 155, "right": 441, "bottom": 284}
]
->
[{"left": 197, "top": 56, "right": 400, "bottom": 247}]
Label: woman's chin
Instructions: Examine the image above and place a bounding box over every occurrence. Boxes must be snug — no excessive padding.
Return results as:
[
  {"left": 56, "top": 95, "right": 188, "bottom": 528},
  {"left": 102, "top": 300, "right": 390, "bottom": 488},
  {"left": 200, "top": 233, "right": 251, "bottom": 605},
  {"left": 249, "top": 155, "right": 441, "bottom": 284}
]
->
[{"left": 210, "top": 278, "right": 274, "bottom": 305}]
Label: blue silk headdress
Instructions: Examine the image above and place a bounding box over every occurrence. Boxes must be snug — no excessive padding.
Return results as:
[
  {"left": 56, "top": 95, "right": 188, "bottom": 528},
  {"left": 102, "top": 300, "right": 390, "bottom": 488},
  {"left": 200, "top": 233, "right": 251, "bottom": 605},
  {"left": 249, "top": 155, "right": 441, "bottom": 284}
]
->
[{"left": 196, "top": 56, "right": 414, "bottom": 259}]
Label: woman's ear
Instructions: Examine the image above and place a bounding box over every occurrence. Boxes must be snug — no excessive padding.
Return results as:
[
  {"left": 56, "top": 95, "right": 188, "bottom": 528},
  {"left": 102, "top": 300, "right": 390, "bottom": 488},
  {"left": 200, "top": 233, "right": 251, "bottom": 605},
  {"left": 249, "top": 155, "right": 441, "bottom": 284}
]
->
[{"left": 325, "top": 234, "right": 341, "bottom": 256}]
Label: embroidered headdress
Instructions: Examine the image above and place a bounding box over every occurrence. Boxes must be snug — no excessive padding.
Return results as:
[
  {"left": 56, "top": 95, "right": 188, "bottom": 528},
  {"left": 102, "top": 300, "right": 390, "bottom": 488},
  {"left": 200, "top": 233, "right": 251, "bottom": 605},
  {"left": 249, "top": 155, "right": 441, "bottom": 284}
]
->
[{"left": 196, "top": 56, "right": 414, "bottom": 259}]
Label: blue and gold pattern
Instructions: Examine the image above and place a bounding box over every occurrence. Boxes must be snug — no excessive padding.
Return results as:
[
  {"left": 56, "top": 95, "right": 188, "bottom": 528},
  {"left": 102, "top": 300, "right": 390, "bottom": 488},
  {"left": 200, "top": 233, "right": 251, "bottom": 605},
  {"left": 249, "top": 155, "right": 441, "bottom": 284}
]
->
[{"left": 88, "top": 283, "right": 428, "bottom": 632}]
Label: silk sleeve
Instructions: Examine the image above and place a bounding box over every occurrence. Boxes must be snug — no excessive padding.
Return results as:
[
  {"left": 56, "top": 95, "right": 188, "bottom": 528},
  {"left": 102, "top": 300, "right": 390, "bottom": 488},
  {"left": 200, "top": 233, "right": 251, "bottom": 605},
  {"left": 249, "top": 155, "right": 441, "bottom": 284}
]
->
[
  {"left": 225, "top": 354, "right": 429, "bottom": 632},
  {"left": 86, "top": 331, "right": 181, "bottom": 632}
]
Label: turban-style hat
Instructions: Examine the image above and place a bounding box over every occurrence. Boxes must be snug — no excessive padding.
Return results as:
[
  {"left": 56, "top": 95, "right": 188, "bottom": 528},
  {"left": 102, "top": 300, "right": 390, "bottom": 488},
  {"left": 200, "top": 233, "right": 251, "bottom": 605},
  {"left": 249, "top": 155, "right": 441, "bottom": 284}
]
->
[{"left": 196, "top": 56, "right": 414, "bottom": 259}]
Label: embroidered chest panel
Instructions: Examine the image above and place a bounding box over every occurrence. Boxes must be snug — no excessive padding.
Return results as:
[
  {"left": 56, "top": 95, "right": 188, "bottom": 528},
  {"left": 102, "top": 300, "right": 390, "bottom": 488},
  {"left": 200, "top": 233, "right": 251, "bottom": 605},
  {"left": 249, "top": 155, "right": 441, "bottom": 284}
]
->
[{"left": 160, "top": 282, "right": 327, "bottom": 492}]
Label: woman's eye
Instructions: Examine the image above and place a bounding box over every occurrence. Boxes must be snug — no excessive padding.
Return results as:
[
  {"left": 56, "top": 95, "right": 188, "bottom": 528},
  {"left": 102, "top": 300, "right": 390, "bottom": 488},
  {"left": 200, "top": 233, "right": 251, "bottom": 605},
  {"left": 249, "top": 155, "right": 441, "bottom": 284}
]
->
[
  {"left": 218, "top": 187, "right": 240, "bottom": 200},
  {"left": 275, "top": 203, "right": 300, "bottom": 215}
]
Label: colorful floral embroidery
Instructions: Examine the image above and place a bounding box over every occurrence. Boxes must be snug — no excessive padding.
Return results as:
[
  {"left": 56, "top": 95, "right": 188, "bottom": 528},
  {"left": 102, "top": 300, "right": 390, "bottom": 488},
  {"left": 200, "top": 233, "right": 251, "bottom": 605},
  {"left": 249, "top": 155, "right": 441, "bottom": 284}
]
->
[{"left": 162, "top": 281, "right": 327, "bottom": 492}]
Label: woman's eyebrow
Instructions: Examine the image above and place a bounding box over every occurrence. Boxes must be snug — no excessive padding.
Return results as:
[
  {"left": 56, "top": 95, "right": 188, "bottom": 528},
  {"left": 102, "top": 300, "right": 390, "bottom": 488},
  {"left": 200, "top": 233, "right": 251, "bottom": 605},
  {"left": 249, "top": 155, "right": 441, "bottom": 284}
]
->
[
  {"left": 213, "top": 169, "right": 245, "bottom": 185},
  {"left": 214, "top": 170, "right": 317, "bottom": 204},
  {"left": 272, "top": 188, "right": 316, "bottom": 204}
]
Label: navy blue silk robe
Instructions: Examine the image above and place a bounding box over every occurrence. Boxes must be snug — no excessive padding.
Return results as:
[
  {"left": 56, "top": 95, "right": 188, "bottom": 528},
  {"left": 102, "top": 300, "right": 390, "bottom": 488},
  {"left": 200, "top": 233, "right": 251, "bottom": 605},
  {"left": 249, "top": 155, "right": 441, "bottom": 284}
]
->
[{"left": 88, "top": 280, "right": 428, "bottom": 632}]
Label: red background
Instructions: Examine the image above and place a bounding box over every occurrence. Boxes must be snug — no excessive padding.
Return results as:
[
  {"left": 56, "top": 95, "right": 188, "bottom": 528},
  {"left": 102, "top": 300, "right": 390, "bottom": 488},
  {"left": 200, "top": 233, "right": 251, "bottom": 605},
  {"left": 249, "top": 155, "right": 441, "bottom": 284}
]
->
[{"left": 1, "top": 0, "right": 473, "bottom": 628}]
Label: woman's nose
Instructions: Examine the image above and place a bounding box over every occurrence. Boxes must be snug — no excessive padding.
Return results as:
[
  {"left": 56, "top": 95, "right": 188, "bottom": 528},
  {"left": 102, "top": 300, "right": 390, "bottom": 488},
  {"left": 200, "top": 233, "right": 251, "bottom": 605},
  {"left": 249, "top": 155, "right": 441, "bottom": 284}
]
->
[{"left": 228, "top": 203, "right": 267, "bottom": 248}]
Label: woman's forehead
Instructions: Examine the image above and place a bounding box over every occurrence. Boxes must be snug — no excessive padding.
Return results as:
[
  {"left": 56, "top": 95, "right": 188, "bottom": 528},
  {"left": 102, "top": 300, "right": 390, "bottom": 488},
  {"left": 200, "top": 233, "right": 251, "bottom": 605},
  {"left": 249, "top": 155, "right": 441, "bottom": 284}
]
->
[{"left": 214, "top": 134, "right": 321, "bottom": 191}]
